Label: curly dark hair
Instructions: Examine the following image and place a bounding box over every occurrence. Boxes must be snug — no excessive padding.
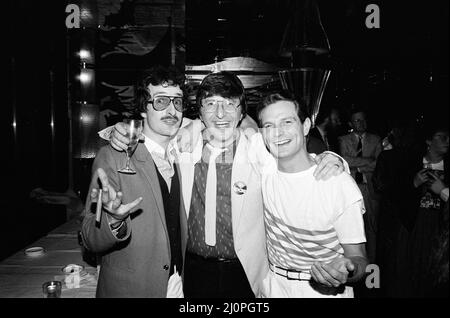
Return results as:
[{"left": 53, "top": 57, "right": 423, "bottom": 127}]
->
[{"left": 134, "top": 65, "right": 186, "bottom": 115}]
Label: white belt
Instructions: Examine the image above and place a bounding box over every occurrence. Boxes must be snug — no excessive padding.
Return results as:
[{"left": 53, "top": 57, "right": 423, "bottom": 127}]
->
[{"left": 269, "top": 263, "right": 311, "bottom": 281}]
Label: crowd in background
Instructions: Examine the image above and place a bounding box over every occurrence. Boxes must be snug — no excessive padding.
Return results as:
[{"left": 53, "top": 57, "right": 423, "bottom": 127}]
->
[{"left": 306, "top": 106, "right": 449, "bottom": 298}]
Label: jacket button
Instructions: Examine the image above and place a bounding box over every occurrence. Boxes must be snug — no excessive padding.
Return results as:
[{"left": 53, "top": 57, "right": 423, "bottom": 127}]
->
[{"left": 163, "top": 265, "right": 169, "bottom": 271}]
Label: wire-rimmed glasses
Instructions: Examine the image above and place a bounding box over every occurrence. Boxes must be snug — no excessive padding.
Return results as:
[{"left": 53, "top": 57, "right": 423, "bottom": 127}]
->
[{"left": 201, "top": 98, "right": 241, "bottom": 113}]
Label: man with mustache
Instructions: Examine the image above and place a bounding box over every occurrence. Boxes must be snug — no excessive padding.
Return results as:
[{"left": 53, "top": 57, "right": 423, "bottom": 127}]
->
[{"left": 81, "top": 65, "right": 187, "bottom": 297}]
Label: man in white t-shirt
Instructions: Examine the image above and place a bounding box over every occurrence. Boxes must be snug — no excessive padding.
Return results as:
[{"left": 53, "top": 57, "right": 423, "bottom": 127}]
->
[{"left": 251, "top": 92, "right": 368, "bottom": 298}]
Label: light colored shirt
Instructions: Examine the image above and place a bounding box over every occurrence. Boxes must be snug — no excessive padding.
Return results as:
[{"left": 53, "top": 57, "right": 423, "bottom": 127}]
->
[
  {"left": 423, "top": 157, "right": 444, "bottom": 171},
  {"left": 246, "top": 133, "right": 363, "bottom": 271},
  {"left": 143, "top": 135, "right": 177, "bottom": 190},
  {"left": 96, "top": 118, "right": 195, "bottom": 189},
  {"left": 262, "top": 165, "right": 365, "bottom": 271}
]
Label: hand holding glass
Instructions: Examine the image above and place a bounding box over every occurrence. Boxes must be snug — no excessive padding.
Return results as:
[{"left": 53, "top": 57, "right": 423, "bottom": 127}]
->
[{"left": 118, "top": 119, "right": 143, "bottom": 174}]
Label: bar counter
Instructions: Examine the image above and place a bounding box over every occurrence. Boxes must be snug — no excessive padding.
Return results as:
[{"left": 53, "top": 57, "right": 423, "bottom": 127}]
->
[{"left": 0, "top": 217, "right": 97, "bottom": 298}]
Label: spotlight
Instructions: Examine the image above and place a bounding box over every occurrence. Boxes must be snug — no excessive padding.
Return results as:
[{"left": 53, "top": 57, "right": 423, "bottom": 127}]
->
[
  {"left": 79, "top": 72, "right": 91, "bottom": 84},
  {"left": 79, "top": 49, "right": 91, "bottom": 60}
]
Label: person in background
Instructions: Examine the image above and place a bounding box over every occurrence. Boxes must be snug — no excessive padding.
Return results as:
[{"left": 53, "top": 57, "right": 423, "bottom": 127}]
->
[
  {"left": 428, "top": 200, "right": 448, "bottom": 298},
  {"left": 339, "top": 109, "right": 382, "bottom": 264},
  {"left": 409, "top": 124, "right": 449, "bottom": 297},
  {"left": 308, "top": 107, "right": 342, "bottom": 154},
  {"left": 372, "top": 119, "right": 421, "bottom": 297},
  {"left": 427, "top": 169, "right": 448, "bottom": 297}
]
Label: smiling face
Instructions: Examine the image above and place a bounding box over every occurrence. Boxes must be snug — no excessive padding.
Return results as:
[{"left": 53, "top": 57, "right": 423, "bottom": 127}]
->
[
  {"left": 141, "top": 83, "right": 183, "bottom": 144},
  {"left": 260, "top": 100, "right": 311, "bottom": 160},
  {"left": 199, "top": 95, "right": 243, "bottom": 148}
]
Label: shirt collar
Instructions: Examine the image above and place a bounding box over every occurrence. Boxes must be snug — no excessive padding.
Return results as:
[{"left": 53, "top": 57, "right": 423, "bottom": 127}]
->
[
  {"left": 143, "top": 134, "right": 176, "bottom": 164},
  {"left": 202, "top": 131, "right": 240, "bottom": 153},
  {"left": 195, "top": 130, "right": 241, "bottom": 164}
]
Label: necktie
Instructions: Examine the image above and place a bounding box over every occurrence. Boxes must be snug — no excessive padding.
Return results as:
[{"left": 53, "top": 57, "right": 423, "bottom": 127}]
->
[
  {"left": 355, "top": 135, "right": 364, "bottom": 183},
  {"left": 204, "top": 144, "right": 227, "bottom": 246}
]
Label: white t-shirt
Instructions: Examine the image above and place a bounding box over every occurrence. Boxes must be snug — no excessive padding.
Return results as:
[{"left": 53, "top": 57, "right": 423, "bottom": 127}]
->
[{"left": 248, "top": 133, "right": 366, "bottom": 271}]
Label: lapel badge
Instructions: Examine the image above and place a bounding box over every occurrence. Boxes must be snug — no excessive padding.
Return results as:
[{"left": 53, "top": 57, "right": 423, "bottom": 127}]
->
[{"left": 233, "top": 181, "right": 247, "bottom": 195}]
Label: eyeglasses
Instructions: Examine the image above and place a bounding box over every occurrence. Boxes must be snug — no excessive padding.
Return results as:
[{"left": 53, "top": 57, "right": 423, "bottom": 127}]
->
[
  {"left": 201, "top": 99, "right": 240, "bottom": 113},
  {"left": 148, "top": 96, "right": 183, "bottom": 112}
]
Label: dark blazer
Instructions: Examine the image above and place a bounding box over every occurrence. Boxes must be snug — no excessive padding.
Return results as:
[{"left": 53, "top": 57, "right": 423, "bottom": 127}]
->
[
  {"left": 81, "top": 144, "right": 188, "bottom": 297},
  {"left": 339, "top": 132, "right": 382, "bottom": 197},
  {"left": 307, "top": 127, "right": 327, "bottom": 155},
  {"left": 373, "top": 148, "right": 421, "bottom": 232}
]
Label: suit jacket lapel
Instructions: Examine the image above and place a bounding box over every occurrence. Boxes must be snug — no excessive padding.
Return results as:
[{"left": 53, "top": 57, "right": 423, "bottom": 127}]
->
[
  {"left": 175, "top": 163, "right": 188, "bottom": 256},
  {"left": 231, "top": 132, "right": 251, "bottom": 234},
  {"left": 134, "top": 143, "right": 168, "bottom": 240},
  {"left": 178, "top": 136, "right": 203, "bottom": 217}
]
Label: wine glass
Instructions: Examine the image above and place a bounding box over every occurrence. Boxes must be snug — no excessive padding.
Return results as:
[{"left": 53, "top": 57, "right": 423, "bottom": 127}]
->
[{"left": 118, "top": 118, "right": 143, "bottom": 174}]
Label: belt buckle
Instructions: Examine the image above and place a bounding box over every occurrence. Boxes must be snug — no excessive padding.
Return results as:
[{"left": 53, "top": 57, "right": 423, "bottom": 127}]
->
[
  {"left": 286, "top": 270, "right": 300, "bottom": 281},
  {"left": 271, "top": 264, "right": 309, "bottom": 281}
]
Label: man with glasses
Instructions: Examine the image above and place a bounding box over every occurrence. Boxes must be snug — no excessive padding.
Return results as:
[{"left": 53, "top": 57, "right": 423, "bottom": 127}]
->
[
  {"left": 106, "top": 71, "right": 347, "bottom": 298},
  {"left": 339, "top": 109, "right": 382, "bottom": 264},
  {"left": 178, "top": 71, "right": 265, "bottom": 297},
  {"left": 82, "top": 65, "right": 187, "bottom": 297}
]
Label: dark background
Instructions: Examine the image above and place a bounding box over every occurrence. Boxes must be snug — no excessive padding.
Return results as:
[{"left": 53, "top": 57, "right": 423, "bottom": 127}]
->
[
  {"left": 187, "top": 0, "right": 449, "bottom": 133},
  {"left": 4, "top": 0, "right": 449, "bottom": 260},
  {"left": 5, "top": 0, "right": 69, "bottom": 260}
]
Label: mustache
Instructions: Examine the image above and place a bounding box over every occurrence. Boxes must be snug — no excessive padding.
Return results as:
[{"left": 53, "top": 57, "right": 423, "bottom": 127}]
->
[{"left": 161, "top": 115, "right": 180, "bottom": 122}]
